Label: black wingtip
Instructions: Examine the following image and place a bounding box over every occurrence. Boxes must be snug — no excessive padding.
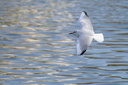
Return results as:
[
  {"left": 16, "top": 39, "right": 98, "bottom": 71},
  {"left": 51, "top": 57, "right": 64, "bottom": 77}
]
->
[
  {"left": 80, "top": 50, "right": 86, "bottom": 55},
  {"left": 83, "top": 11, "right": 88, "bottom": 17}
]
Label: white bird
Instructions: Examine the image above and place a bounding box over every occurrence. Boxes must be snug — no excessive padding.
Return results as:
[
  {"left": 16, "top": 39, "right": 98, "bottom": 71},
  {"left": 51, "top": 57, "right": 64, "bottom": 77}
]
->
[{"left": 69, "top": 11, "right": 104, "bottom": 55}]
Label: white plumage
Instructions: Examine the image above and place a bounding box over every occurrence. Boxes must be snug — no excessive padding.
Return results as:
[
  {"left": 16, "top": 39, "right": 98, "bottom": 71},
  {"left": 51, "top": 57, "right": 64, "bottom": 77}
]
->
[{"left": 69, "top": 11, "right": 104, "bottom": 55}]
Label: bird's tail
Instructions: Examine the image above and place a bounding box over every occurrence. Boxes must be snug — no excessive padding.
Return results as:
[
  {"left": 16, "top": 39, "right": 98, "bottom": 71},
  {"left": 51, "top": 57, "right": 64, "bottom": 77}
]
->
[{"left": 94, "top": 33, "right": 104, "bottom": 43}]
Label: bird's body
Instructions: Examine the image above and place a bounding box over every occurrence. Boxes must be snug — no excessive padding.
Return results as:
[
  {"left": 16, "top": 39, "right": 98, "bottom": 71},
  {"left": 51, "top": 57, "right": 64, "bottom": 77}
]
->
[{"left": 69, "top": 11, "right": 104, "bottom": 55}]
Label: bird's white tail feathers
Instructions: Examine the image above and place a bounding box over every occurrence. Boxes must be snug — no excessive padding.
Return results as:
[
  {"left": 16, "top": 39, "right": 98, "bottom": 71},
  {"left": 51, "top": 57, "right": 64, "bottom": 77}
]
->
[{"left": 94, "top": 33, "right": 104, "bottom": 43}]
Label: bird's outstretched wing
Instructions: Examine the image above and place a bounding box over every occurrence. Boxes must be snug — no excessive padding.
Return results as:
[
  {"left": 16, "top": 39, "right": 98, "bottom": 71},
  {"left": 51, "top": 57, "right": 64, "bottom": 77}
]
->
[
  {"left": 76, "top": 34, "right": 93, "bottom": 55},
  {"left": 79, "top": 11, "right": 94, "bottom": 32}
]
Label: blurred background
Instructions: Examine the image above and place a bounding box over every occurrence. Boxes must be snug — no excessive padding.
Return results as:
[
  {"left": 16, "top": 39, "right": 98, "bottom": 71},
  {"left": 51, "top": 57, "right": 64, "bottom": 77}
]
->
[{"left": 0, "top": 0, "right": 128, "bottom": 85}]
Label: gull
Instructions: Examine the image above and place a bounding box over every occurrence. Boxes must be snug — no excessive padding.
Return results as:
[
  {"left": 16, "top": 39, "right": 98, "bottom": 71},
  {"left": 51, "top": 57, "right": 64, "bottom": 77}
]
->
[{"left": 69, "top": 11, "right": 104, "bottom": 55}]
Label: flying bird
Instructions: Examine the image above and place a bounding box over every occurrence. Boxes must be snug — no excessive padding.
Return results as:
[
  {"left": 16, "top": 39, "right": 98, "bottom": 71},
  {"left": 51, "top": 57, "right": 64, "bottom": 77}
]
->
[{"left": 69, "top": 11, "right": 104, "bottom": 55}]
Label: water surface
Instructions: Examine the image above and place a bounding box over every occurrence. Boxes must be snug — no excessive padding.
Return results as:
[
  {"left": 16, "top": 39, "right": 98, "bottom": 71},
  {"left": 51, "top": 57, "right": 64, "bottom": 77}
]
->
[{"left": 0, "top": 0, "right": 128, "bottom": 85}]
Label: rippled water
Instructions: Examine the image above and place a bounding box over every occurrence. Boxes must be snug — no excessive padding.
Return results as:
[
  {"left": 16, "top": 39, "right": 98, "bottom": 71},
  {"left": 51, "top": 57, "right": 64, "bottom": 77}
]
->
[{"left": 0, "top": 0, "right": 128, "bottom": 85}]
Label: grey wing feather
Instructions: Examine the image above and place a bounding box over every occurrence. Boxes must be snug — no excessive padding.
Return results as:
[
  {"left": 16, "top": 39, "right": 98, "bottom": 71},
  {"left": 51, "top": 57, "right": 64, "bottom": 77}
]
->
[
  {"left": 79, "top": 11, "right": 94, "bottom": 32},
  {"left": 76, "top": 34, "right": 93, "bottom": 55}
]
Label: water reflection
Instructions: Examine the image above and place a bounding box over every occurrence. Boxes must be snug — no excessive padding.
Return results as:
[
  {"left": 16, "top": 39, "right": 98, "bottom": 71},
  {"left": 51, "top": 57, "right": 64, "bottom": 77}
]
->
[{"left": 0, "top": 0, "right": 128, "bottom": 85}]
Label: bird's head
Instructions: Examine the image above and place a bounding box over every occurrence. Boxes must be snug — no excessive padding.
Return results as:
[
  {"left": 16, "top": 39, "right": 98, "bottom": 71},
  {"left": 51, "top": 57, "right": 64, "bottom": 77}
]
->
[{"left": 69, "top": 30, "right": 80, "bottom": 37}]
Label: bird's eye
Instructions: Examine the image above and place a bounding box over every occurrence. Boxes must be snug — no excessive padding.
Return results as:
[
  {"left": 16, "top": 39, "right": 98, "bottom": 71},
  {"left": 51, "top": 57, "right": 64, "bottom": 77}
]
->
[{"left": 74, "top": 31, "right": 77, "bottom": 33}]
